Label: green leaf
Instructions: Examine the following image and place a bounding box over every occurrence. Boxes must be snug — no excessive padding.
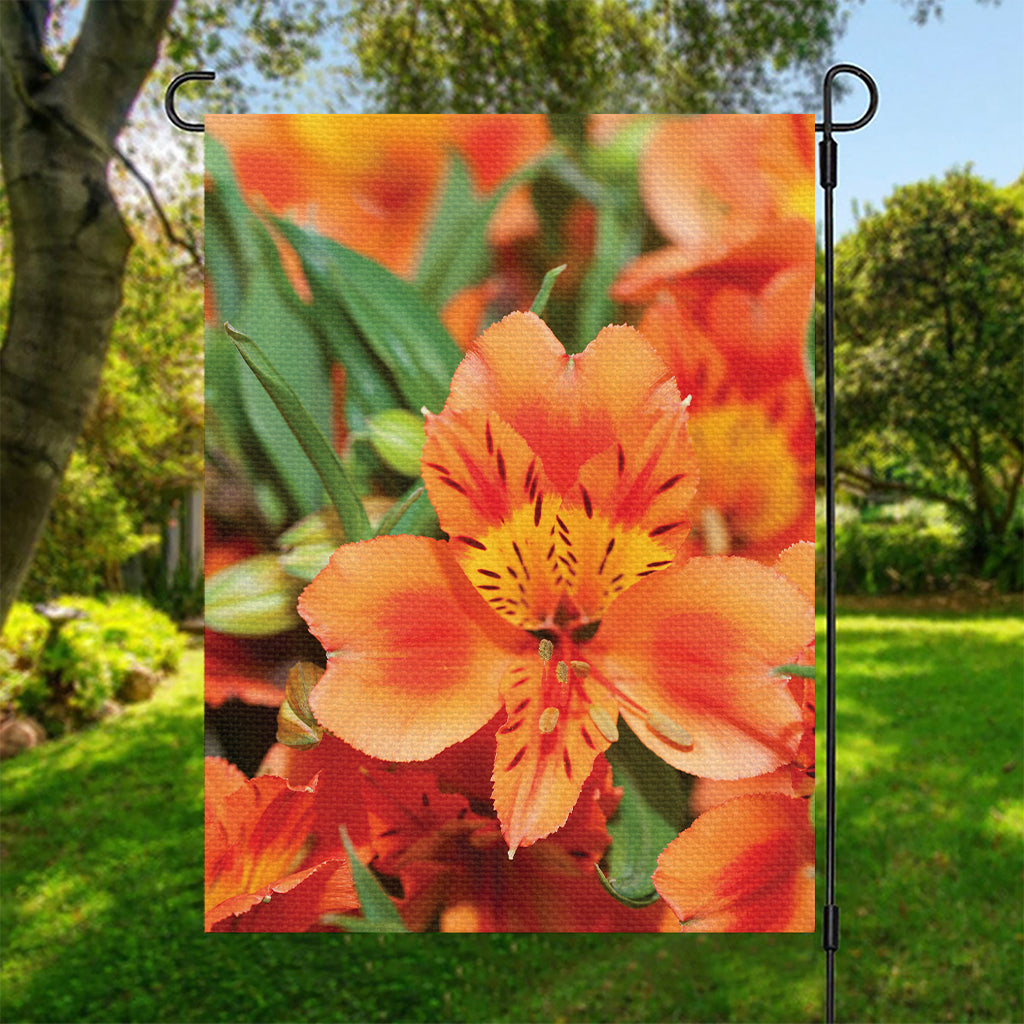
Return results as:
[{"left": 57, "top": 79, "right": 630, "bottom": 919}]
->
[
  {"left": 373, "top": 485, "right": 427, "bottom": 539},
  {"left": 381, "top": 483, "right": 442, "bottom": 539},
  {"left": 274, "top": 219, "right": 463, "bottom": 414},
  {"left": 602, "top": 718, "right": 689, "bottom": 905},
  {"left": 334, "top": 826, "right": 409, "bottom": 933},
  {"left": 205, "top": 554, "right": 302, "bottom": 636},
  {"left": 414, "top": 152, "right": 542, "bottom": 309},
  {"left": 206, "top": 139, "right": 331, "bottom": 520},
  {"left": 225, "top": 324, "right": 373, "bottom": 543},
  {"left": 773, "top": 663, "right": 816, "bottom": 678},
  {"left": 574, "top": 202, "right": 643, "bottom": 352},
  {"left": 529, "top": 264, "right": 567, "bottom": 316}
]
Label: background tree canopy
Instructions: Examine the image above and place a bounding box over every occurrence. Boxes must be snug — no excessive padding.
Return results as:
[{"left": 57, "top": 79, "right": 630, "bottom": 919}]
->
[
  {"left": 347, "top": 0, "right": 845, "bottom": 114},
  {"left": 830, "top": 168, "right": 1023, "bottom": 583}
]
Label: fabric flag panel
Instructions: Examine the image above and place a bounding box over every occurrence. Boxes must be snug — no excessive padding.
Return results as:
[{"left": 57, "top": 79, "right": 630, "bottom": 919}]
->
[{"left": 203, "top": 114, "right": 816, "bottom": 934}]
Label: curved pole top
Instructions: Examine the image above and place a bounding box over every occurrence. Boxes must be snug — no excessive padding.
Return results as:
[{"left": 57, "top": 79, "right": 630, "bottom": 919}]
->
[
  {"left": 165, "top": 71, "right": 216, "bottom": 132},
  {"left": 815, "top": 63, "right": 879, "bottom": 134}
]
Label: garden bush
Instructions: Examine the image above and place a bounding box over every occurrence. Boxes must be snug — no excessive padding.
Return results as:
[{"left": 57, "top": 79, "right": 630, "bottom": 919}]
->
[
  {"left": 0, "top": 595, "right": 185, "bottom": 736},
  {"left": 817, "top": 501, "right": 968, "bottom": 595}
]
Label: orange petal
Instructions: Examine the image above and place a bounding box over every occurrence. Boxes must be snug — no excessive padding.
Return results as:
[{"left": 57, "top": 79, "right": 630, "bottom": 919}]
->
[
  {"left": 492, "top": 651, "right": 619, "bottom": 855},
  {"left": 592, "top": 557, "right": 812, "bottom": 779},
  {"left": 445, "top": 114, "right": 551, "bottom": 193},
  {"left": 205, "top": 769, "right": 321, "bottom": 918},
  {"left": 653, "top": 793, "right": 815, "bottom": 932},
  {"left": 684, "top": 401, "right": 811, "bottom": 561},
  {"left": 639, "top": 115, "right": 813, "bottom": 261},
  {"left": 441, "top": 312, "right": 684, "bottom": 494},
  {"left": 207, "top": 858, "right": 356, "bottom": 932},
  {"left": 775, "top": 541, "right": 815, "bottom": 602},
  {"left": 638, "top": 291, "right": 729, "bottom": 408},
  {"left": 299, "top": 535, "right": 525, "bottom": 761}
]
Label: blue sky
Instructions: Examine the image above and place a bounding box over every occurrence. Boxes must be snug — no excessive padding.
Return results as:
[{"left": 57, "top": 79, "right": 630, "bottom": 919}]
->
[{"left": 822, "top": 1, "right": 1024, "bottom": 236}]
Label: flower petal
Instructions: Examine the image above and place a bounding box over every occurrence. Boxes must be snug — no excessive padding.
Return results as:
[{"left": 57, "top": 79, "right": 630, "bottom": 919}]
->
[
  {"left": 653, "top": 793, "right": 815, "bottom": 932},
  {"left": 205, "top": 769, "right": 321, "bottom": 919},
  {"left": 207, "top": 858, "right": 357, "bottom": 933},
  {"left": 775, "top": 541, "right": 815, "bottom": 602},
  {"left": 592, "top": 557, "right": 812, "bottom": 779},
  {"left": 440, "top": 312, "right": 684, "bottom": 493},
  {"left": 299, "top": 535, "right": 524, "bottom": 760},
  {"left": 492, "top": 652, "right": 619, "bottom": 854}
]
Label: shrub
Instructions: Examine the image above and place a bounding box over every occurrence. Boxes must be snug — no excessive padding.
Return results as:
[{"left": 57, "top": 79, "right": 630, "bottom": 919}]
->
[
  {"left": 817, "top": 502, "right": 968, "bottom": 595},
  {"left": 0, "top": 595, "right": 185, "bottom": 736}
]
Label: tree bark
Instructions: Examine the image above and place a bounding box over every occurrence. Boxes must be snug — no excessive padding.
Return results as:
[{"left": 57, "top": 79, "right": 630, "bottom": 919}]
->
[{"left": 0, "top": 0, "right": 174, "bottom": 625}]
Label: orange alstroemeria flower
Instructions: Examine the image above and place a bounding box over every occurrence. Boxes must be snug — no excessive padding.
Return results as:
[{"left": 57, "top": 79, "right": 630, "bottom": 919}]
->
[
  {"left": 209, "top": 114, "right": 550, "bottom": 282},
  {"left": 637, "top": 294, "right": 815, "bottom": 563},
  {"left": 615, "top": 114, "right": 813, "bottom": 296},
  {"left": 653, "top": 791, "right": 815, "bottom": 932},
  {"left": 613, "top": 115, "right": 814, "bottom": 386},
  {"left": 204, "top": 758, "right": 357, "bottom": 932},
  {"left": 299, "top": 313, "right": 813, "bottom": 855}
]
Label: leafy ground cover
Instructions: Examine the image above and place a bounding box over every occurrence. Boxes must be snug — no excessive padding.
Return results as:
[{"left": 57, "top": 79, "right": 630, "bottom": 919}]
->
[{"left": 2, "top": 605, "right": 1021, "bottom": 1023}]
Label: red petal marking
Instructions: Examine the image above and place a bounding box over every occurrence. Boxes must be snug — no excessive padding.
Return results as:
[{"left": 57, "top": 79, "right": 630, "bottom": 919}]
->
[
  {"left": 591, "top": 556, "right": 813, "bottom": 779},
  {"left": 653, "top": 793, "right": 815, "bottom": 932},
  {"left": 423, "top": 408, "right": 550, "bottom": 536},
  {"left": 298, "top": 535, "right": 525, "bottom": 761},
  {"left": 492, "top": 647, "right": 619, "bottom": 855},
  {"left": 360, "top": 765, "right": 477, "bottom": 877},
  {"left": 573, "top": 405, "right": 697, "bottom": 536}
]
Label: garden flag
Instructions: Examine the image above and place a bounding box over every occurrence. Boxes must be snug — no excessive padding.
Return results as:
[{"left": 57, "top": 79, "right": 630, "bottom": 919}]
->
[{"left": 203, "top": 115, "right": 817, "bottom": 933}]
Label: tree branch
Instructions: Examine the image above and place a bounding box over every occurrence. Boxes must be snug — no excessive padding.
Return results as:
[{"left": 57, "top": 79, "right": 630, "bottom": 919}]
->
[
  {"left": 829, "top": 464, "right": 973, "bottom": 519},
  {"left": 58, "top": 1, "right": 175, "bottom": 146},
  {"left": 113, "top": 144, "right": 203, "bottom": 269}
]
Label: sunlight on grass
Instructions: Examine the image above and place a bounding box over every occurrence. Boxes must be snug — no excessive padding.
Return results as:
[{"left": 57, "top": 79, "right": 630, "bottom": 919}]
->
[{"left": 986, "top": 798, "right": 1023, "bottom": 840}]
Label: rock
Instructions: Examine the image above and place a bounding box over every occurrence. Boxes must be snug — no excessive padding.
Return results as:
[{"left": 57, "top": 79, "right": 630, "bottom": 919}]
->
[
  {"left": 97, "top": 699, "right": 123, "bottom": 721},
  {"left": 0, "top": 716, "right": 47, "bottom": 759},
  {"left": 119, "top": 663, "right": 159, "bottom": 703}
]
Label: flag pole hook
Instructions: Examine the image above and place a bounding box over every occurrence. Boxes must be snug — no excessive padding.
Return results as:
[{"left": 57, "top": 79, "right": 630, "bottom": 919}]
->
[{"left": 164, "top": 71, "right": 215, "bottom": 132}]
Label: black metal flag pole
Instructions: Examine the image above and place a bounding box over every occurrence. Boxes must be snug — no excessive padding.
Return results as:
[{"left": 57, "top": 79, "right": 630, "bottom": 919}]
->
[{"left": 815, "top": 63, "right": 878, "bottom": 1024}]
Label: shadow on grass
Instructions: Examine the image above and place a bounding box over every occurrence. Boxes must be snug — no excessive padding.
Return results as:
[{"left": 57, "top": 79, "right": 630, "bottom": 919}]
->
[{"left": 2, "top": 616, "right": 1021, "bottom": 1023}]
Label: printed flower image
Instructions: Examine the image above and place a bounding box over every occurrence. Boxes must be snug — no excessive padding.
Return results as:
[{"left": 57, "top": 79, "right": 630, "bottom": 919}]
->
[{"left": 204, "top": 113, "right": 816, "bottom": 932}]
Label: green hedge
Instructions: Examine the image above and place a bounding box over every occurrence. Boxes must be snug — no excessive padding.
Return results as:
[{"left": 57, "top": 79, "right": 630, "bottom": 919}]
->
[
  {"left": 0, "top": 595, "right": 185, "bottom": 736},
  {"left": 816, "top": 505, "right": 967, "bottom": 595}
]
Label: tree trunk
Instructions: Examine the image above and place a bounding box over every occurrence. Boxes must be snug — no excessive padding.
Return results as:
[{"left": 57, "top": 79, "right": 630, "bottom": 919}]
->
[{"left": 0, "top": 1, "right": 174, "bottom": 625}]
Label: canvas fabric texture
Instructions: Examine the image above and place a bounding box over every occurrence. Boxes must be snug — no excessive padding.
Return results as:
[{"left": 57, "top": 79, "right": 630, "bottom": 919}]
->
[{"left": 203, "top": 114, "right": 816, "bottom": 934}]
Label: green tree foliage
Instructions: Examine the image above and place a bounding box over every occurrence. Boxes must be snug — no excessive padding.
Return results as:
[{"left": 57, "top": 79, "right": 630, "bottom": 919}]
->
[
  {"left": 348, "top": 0, "right": 845, "bottom": 113},
  {"left": 833, "top": 169, "right": 1023, "bottom": 582},
  {"left": 21, "top": 236, "right": 204, "bottom": 600}
]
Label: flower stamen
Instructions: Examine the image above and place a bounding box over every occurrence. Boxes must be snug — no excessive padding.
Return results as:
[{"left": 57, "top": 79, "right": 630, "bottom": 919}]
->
[
  {"left": 646, "top": 709, "right": 694, "bottom": 750},
  {"left": 588, "top": 705, "right": 619, "bottom": 743},
  {"left": 538, "top": 707, "right": 560, "bottom": 734}
]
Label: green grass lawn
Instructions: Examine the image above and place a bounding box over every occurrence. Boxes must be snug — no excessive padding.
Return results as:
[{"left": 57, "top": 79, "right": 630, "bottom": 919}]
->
[{"left": 2, "top": 608, "right": 1021, "bottom": 1024}]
